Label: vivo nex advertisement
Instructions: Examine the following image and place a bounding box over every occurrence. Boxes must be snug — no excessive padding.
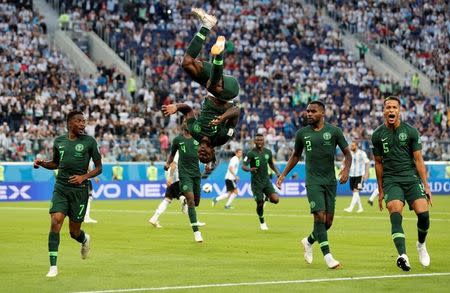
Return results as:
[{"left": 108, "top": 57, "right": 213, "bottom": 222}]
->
[{"left": 0, "top": 162, "right": 449, "bottom": 201}]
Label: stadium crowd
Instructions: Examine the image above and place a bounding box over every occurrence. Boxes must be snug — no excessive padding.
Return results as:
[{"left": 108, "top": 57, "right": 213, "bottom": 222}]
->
[
  {"left": 0, "top": 1, "right": 448, "bottom": 163},
  {"left": 325, "top": 0, "right": 449, "bottom": 91}
]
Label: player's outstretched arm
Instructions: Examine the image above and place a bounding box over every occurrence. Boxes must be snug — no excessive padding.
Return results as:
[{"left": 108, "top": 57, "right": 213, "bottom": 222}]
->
[
  {"left": 374, "top": 155, "right": 384, "bottom": 211},
  {"left": 413, "top": 150, "right": 432, "bottom": 206},
  {"left": 276, "top": 149, "right": 301, "bottom": 189},
  {"left": 162, "top": 103, "right": 194, "bottom": 120},
  {"left": 210, "top": 105, "right": 240, "bottom": 126},
  {"left": 339, "top": 147, "right": 352, "bottom": 184},
  {"left": 34, "top": 145, "right": 60, "bottom": 170}
]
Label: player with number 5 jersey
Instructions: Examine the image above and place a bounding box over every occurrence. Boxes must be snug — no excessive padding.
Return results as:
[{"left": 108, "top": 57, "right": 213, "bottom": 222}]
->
[
  {"left": 34, "top": 111, "right": 102, "bottom": 278},
  {"left": 371, "top": 96, "right": 431, "bottom": 272}
]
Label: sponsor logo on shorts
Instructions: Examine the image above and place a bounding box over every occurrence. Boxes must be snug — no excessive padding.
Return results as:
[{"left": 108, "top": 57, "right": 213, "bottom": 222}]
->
[{"left": 183, "top": 185, "right": 188, "bottom": 191}]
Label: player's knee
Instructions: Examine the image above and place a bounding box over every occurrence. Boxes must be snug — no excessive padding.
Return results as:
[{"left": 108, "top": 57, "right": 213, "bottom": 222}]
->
[
  {"left": 417, "top": 211, "right": 430, "bottom": 230},
  {"left": 256, "top": 201, "right": 265, "bottom": 207},
  {"left": 182, "top": 55, "right": 195, "bottom": 70},
  {"left": 269, "top": 195, "right": 279, "bottom": 204}
]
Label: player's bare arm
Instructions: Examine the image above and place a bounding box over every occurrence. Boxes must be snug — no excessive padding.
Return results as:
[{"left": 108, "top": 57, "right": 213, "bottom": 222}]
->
[
  {"left": 339, "top": 147, "right": 352, "bottom": 184},
  {"left": 374, "top": 155, "right": 384, "bottom": 211},
  {"left": 276, "top": 147, "right": 301, "bottom": 189},
  {"left": 162, "top": 103, "right": 195, "bottom": 120},
  {"left": 210, "top": 105, "right": 239, "bottom": 126},
  {"left": 69, "top": 159, "right": 102, "bottom": 185},
  {"left": 413, "top": 150, "right": 432, "bottom": 206},
  {"left": 34, "top": 146, "right": 60, "bottom": 170},
  {"left": 269, "top": 158, "right": 280, "bottom": 177}
]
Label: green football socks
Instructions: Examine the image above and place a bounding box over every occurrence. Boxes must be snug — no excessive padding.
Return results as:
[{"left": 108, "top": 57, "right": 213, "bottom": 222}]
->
[
  {"left": 186, "top": 27, "right": 210, "bottom": 58},
  {"left": 417, "top": 211, "right": 430, "bottom": 244},
  {"left": 188, "top": 207, "right": 199, "bottom": 232},
  {"left": 210, "top": 53, "right": 223, "bottom": 86},
  {"left": 313, "top": 221, "right": 330, "bottom": 255},
  {"left": 48, "top": 232, "right": 60, "bottom": 266},
  {"left": 256, "top": 206, "right": 264, "bottom": 224},
  {"left": 390, "top": 212, "right": 406, "bottom": 255}
]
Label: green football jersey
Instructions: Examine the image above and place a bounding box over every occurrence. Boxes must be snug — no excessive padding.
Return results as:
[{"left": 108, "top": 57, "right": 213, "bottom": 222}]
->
[
  {"left": 171, "top": 135, "right": 200, "bottom": 177},
  {"left": 53, "top": 134, "right": 101, "bottom": 188},
  {"left": 371, "top": 122, "right": 421, "bottom": 181},
  {"left": 243, "top": 148, "right": 273, "bottom": 185},
  {"left": 295, "top": 123, "right": 348, "bottom": 185},
  {"left": 187, "top": 98, "right": 235, "bottom": 147}
]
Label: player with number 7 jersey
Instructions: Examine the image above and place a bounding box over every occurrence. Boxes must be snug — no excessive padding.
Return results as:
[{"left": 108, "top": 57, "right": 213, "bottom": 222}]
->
[{"left": 33, "top": 111, "right": 102, "bottom": 278}]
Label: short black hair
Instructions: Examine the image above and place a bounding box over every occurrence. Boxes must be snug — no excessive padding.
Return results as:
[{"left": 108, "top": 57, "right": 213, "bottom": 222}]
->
[
  {"left": 384, "top": 96, "right": 401, "bottom": 105},
  {"left": 67, "top": 110, "right": 84, "bottom": 123},
  {"left": 255, "top": 133, "right": 264, "bottom": 138},
  {"left": 308, "top": 100, "right": 325, "bottom": 110}
]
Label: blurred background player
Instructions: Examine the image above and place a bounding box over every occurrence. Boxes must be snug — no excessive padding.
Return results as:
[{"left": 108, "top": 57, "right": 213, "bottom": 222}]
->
[
  {"left": 344, "top": 141, "right": 369, "bottom": 213},
  {"left": 242, "top": 134, "right": 280, "bottom": 230},
  {"left": 165, "top": 123, "right": 204, "bottom": 242},
  {"left": 372, "top": 96, "right": 431, "bottom": 271},
  {"left": 212, "top": 149, "right": 242, "bottom": 209},
  {"left": 112, "top": 161, "right": 123, "bottom": 181},
  {"left": 147, "top": 159, "right": 158, "bottom": 181},
  {"left": 367, "top": 187, "right": 380, "bottom": 206},
  {"left": 34, "top": 110, "right": 102, "bottom": 277},
  {"left": 277, "top": 101, "right": 351, "bottom": 269}
]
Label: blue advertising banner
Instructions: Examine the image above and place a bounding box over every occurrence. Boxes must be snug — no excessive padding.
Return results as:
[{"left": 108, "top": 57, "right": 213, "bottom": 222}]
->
[{"left": 1, "top": 179, "right": 449, "bottom": 202}]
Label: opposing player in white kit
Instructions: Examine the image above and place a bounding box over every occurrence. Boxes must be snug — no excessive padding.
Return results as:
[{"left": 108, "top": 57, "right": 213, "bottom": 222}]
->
[
  {"left": 149, "top": 152, "right": 184, "bottom": 227},
  {"left": 84, "top": 160, "right": 99, "bottom": 223},
  {"left": 212, "top": 149, "right": 242, "bottom": 209},
  {"left": 149, "top": 152, "right": 205, "bottom": 228},
  {"left": 344, "top": 142, "right": 369, "bottom": 213}
]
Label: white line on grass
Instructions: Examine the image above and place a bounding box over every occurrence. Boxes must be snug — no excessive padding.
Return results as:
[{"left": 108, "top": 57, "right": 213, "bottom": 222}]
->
[
  {"left": 1, "top": 206, "right": 450, "bottom": 222},
  {"left": 72, "top": 272, "right": 450, "bottom": 293}
]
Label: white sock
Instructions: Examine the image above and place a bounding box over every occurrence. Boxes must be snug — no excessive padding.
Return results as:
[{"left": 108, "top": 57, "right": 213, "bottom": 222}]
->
[
  {"left": 348, "top": 191, "right": 358, "bottom": 210},
  {"left": 151, "top": 198, "right": 171, "bottom": 221},
  {"left": 225, "top": 193, "right": 237, "bottom": 207},
  {"left": 215, "top": 193, "right": 229, "bottom": 202},
  {"left": 85, "top": 197, "right": 93, "bottom": 219},
  {"left": 355, "top": 191, "right": 362, "bottom": 209},
  {"left": 369, "top": 188, "right": 379, "bottom": 202}
]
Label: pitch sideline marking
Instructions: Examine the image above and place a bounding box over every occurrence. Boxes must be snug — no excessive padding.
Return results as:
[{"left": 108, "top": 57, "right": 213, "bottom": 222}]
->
[
  {"left": 0, "top": 206, "right": 449, "bottom": 222},
  {"left": 72, "top": 272, "right": 450, "bottom": 293}
]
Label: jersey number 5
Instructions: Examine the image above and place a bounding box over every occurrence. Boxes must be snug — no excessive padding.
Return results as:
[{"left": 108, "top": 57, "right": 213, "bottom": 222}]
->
[{"left": 383, "top": 142, "right": 389, "bottom": 153}]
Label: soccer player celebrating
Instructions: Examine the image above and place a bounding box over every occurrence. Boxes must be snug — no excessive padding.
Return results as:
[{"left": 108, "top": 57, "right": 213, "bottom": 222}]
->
[
  {"left": 34, "top": 111, "right": 102, "bottom": 277},
  {"left": 371, "top": 96, "right": 431, "bottom": 271},
  {"left": 344, "top": 141, "right": 369, "bottom": 213},
  {"left": 276, "top": 101, "right": 351, "bottom": 269},
  {"left": 242, "top": 134, "right": 280, "bottom": 230},
  {"left": 162, "top": 8, "right": 240, "bottom": 163},
  {"left": 165, "top": 123, "right": 204, "bottom": 242},
  {"left": 212, "top": 149, "right": 242, "bottom": 209}
]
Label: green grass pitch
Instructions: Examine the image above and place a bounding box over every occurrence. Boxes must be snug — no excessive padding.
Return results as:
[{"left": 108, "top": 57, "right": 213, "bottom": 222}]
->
[{"left": 1, "top": 196, "right": 450, "bottom": 292}]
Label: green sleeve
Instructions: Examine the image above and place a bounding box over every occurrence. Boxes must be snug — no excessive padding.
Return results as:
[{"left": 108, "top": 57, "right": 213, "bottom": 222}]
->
[
  {"left": 294, "top": 130, "right": 304, "bottom": 154},
  {"left": 410, "top": 127, "right": 422, "bottom": 152},
  {"left": 371, "top": 132, "right": 382, "bottom": 156},
  {"left": 90, "top": 137, "right": 101, "bottom": 161},
  {"left": 52, "top": 140, "right": 60, "bottom": 165},
  {"left": 335, "top": 127, "right": 349, "bottom": 151},
  {"left": 170, "top": 137, "right": 179, "bottom": 155}
]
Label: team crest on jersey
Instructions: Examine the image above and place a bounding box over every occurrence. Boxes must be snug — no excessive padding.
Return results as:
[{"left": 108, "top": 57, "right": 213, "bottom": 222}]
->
[
  {"left": 264, "top": 154, "right": 269, "bottom": 160},
  {"left": 75, "top": 144, "right": 84, "bottom": 152},
  {"left": 398, "top": 132, "right": 408, "bottom": 142},
  {"left": 193, "top": 140, "right": 199, "bottom": 146},
  {"left": 193, "top": 123, "right": 201, "bottom": 133},
  {"left": 323, "top": 132, "right": 331, "bottom": 140}
]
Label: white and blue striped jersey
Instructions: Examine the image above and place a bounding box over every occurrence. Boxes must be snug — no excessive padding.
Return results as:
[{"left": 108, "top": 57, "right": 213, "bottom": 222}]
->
[{"left": 349, "top": 149, "right": 369, "bottom": 177}]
